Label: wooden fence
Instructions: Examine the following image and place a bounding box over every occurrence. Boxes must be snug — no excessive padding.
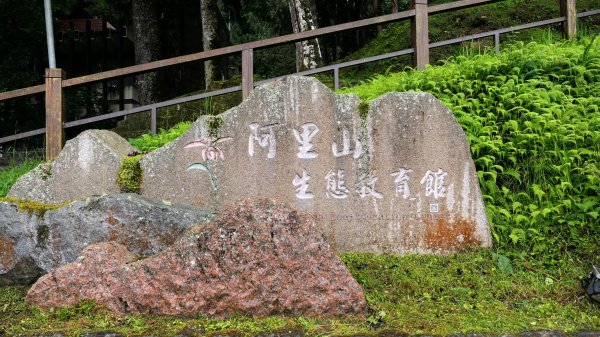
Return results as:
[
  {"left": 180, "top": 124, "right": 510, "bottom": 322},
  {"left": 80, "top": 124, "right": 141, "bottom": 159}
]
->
[{"left": 0, "top": 0, "right": 597, "bottom": 160}]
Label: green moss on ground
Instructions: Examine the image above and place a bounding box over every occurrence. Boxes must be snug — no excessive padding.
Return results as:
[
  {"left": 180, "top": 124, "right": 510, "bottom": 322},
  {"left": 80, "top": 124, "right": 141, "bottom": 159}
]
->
[{"left": 1, "top": 251, "right": 598, "bottom": 336}]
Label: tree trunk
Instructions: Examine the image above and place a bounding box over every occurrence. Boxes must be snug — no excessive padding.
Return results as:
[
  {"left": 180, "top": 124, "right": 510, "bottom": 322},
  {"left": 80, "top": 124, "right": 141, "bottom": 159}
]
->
[
  {"left": 392, "top": 0, "right": 399, "bottom": 13},
  {"left": 374, "top": 0, "right": 383, "bottom": 33},
  {"left": 131, "top": 0, "right": 161, "bottom": 105},
  {"left": 200, "top": 0, "right": 230, "bottom": 89},
  {"left": 288, "top": 0, "right": 323, "bottom": 71}
]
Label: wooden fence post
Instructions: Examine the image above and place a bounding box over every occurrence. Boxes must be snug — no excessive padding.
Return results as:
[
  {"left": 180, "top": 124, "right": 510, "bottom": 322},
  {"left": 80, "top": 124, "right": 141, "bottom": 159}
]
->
[
  {"left": 560, "top": 0, "right": 577, "bottom": 39},
  {"left": 412, "top": 0, "right": 429, "bottom": 70},
  {"left": 45, "top": 68, "right": 65, "bottom": 161},
  {"left": 242, "top": 49, "right": 254, "bottom": 99}
]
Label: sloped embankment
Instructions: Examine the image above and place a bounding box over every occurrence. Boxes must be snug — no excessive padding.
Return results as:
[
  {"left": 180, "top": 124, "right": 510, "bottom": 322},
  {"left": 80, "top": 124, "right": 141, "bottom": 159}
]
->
[{"left": 342, "top": 38, "right": 600, "bottom": 263}]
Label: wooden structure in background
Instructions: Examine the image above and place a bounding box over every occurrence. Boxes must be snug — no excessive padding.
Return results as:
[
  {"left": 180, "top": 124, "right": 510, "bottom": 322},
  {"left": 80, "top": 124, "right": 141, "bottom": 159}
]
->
[
  {"left": 0, "top": 0, "right": 596, "bottom": 160},
  {"left": 412, "top": 0, "right": 429, "bottom": 70},
  {"left": 560, "top": 0, "right": 578, "bottom": 38},
  {"left": 44, "top": 69, "right": 66, "bottom": 160}
]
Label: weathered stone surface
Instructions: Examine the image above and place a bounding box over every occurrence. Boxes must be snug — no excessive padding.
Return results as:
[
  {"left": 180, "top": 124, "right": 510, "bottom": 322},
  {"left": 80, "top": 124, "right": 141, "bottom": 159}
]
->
[
  {"left": 8, "top": 129, "right": 137, "bottom": 203},
  {"left": 0, "top": 194, "right": 212, "bottom": 285},
  {"left": 26, "top": 199, "right": 367, "bottom": 318},
  {"left": 79, "top": 333, "right": 125, "bottom": 337},
  {"left": 574, "top": 332, "right": 600, "bottom": 337},
  {"left": 5, "top": 162, "right": 53, "bottom": 202},
  {"left": 141, "top": 76, "right": 491, "bottom": 254},
  {"left": 520, "top": 332, "right": 568, "bottom": 337}
]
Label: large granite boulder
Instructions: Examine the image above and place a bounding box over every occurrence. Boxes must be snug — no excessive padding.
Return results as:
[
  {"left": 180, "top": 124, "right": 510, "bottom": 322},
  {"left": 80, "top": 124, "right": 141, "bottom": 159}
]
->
[
  {"left": 26, "top": 199, "right": 367, "bottom": 318},
  {"left": 140, "top": 76, "right": 492, "bottom": 255},
  {"left": 6, "top": 76, "right": 492, "bottom": 256},
  {"left": 0, "top": 194, "right": 212, "bottom": 285},
  {"left": 8, "top": 129, "right": 136, "bottom": 203}
]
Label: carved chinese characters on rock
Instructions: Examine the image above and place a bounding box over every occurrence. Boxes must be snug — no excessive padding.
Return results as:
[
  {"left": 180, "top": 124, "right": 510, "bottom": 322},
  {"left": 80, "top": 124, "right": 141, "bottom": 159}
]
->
[
  {"left": 150, "top": 77, "right": 492, "bottom": 255},
  {"left": 245, "top": 121, "right": 449, "bottom": 208},
  {"left": 248, "top": 123, "right": 277, "bottom": 159},
  {"left": 332, "top": 128, "right": 362, "bottom": 158},
  {"left": 293, "top": 123, "right": 319, "bottom": 159},
  {"left": 325, "top": 169, "right": 349, "bottom": 199}
]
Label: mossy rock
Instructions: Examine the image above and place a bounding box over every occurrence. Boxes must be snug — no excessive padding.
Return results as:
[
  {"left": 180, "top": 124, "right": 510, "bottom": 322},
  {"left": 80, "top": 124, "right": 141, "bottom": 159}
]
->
[
  {"left": 117, "top": 155, "right": 143, "bottom": 194},
  {"left": 358, "top": 100, "right": 370, "bottom": 118},
  {"left": 0, "top": 197, "right": 69, "bottom": 217}
]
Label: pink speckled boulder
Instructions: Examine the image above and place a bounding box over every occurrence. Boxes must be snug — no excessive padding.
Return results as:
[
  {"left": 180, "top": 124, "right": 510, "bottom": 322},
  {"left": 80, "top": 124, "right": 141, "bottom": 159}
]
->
[{"left": 26, "top": 199, "right": 367, "bottom": 318}]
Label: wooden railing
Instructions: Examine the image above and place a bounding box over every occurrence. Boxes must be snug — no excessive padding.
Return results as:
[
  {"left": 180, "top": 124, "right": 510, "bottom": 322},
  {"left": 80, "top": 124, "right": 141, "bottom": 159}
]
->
[{"left": 0, "top": 0, "right": 596, "bottom": 160}]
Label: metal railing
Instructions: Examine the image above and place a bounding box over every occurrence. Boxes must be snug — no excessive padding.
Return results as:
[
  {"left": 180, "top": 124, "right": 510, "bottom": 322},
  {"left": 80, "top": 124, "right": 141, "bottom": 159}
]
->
[{"left": 0, "top": 0, "right": 595, "bottom": 160}]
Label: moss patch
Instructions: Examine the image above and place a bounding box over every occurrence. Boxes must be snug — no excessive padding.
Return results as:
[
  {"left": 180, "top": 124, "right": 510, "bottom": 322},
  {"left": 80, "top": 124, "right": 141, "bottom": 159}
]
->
[
  {"left": 117, "top": 155, "right": 143, "bottom": 194},
  {"left": 0, "top": 197, "right": 68, "bottom": 217},
  {"left": 358, "top": 100, "right": 370, "bottom": 118},
  {"left": 206, "top": 115, "right": 223, "bottom": 138}
]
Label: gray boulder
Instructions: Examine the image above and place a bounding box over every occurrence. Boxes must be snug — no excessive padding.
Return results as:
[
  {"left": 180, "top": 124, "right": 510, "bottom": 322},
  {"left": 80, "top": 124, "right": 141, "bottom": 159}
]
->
[
  {"left": 0, "top": 193, "right": 212, "bottom": 285},
  {"left": 26, "top": 199, "right": 367, "bottom": 318},
  {"left": 8, "top": 129, "right": 136, "bottom": 203},
  {"left": 140, "top": 76, "right": 492, "bottom": 255},
  {"left": 5, "top": 162, "right": 53, "bottom": 202}
]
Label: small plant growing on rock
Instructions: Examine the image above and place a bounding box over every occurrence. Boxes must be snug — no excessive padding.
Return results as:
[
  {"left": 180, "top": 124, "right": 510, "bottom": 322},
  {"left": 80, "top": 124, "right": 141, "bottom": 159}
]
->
[{"left": 117, "top": 155, "right": 143, "bottom": 193}]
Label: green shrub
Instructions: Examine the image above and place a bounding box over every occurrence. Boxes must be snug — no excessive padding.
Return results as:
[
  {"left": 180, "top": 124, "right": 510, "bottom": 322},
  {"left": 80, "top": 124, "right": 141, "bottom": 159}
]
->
[
  {"left": 342, "top": 36, "right": 600, "bottom": 265},
  {"left": 128, "top": 121, "right": 192, "bottom": 152}
]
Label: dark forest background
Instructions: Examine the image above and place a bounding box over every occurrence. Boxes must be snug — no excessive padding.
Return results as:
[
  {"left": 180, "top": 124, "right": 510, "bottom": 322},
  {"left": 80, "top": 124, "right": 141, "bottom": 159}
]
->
[
  {"left": 0, "top": 0, "right": 404, "bottom": 142},
  {"left": 0, "top": 0, "right": 598, "bottom": 148}
]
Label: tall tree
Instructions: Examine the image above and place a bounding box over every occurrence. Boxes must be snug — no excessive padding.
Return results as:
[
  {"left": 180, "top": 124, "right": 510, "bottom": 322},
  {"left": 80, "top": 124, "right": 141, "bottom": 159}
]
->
[
  {"left": 288, "top": 0, "right": 323, "bottom": 71},
  {"left": 200, "top": 0, "right": 230, "bottom": 89},
  {"left": 131, "top": 0, "right": 161, "bottom": 104}
]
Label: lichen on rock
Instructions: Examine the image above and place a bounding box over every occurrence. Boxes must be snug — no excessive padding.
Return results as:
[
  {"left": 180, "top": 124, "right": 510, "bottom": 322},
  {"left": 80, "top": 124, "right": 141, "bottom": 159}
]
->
[
  {"left": 0, "top": 197, "right": 68, "bottom": 217},
  {"left": 358, "top": 100, "right": 370, "bottom": 118},
  {"left": 8, "top": 129, "right": 138, "bottom": 203},
  {"left": 0, "top": 193, "right": 213, "bottom": 285}
]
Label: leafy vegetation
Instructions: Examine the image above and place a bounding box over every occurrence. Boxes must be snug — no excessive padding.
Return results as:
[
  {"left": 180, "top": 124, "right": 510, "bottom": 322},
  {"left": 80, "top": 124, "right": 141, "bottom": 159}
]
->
[
  {"left": 336, "top": 0, "right": 600, "bottom": 87},
  {"left": 341, "top": 36, "right": 600, "bottom": 266},
  {"left": 0, "top": 159, "right": 43, "bottom": 197},
  {"left": 128, "top": 121, "right": 192, "bottom": 152}
]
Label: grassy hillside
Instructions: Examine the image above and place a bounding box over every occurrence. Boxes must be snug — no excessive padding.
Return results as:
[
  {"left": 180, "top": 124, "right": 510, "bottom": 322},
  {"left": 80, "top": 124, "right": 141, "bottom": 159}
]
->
[
  {"left": 336, "top": 0, "right": 600, "bottom": 87},
  {"left": 340, "top": 36, "right": 600, "bottom": 265}
]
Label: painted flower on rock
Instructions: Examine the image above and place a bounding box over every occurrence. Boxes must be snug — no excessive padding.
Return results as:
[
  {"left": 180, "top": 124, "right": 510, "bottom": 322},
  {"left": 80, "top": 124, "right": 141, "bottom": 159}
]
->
[
  {"left": 184, "top": 136, "right": 233, "bottom": 190},
  {"left": 184, "top": 136, "right": 233, "bottom": 161}
]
